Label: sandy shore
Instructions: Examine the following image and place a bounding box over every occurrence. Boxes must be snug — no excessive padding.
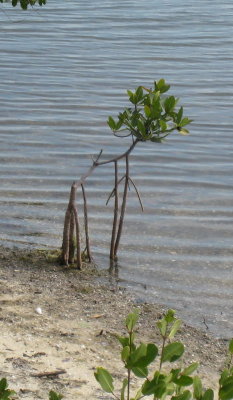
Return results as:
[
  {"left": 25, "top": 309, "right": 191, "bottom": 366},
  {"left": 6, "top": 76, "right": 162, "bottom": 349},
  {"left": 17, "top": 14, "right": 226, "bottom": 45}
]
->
[{"left": 0, "top": 246, "right": 229, "bottom": 399}]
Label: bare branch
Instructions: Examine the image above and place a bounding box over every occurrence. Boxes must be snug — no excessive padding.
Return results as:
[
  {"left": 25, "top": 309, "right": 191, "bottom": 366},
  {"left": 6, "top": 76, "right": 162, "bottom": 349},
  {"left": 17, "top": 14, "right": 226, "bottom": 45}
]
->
[
  {"left": 128, "top": 176, "right": 144, "bottom": 211},
  {"left": 106, "top": 175, "right": 126, "bottom": 206},
  {"left": 110, "top": 161, "right": 119, "bottom": 260},
  {"left": 114, "top": 154, "right": 130, "bottom": 258},
  {"left": 81, "top": 183, "right": 92, "bottom": 262}
]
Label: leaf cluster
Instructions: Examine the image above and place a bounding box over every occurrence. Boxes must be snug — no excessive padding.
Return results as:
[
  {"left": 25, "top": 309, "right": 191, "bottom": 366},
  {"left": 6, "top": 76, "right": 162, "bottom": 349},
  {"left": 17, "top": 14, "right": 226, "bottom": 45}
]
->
[
  {"left": 0, "top": 0, "right": 46, "bottom": 9},
  {"left": 108, "top": 80, "right": 192, "bottom": 143},
  {"left": 95, "top": 310, "right": 233, "bottom": 400}
]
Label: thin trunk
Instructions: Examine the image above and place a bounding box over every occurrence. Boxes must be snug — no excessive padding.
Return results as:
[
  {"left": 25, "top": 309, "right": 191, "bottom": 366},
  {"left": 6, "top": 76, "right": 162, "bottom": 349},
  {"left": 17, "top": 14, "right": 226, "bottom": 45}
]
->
[
  {"left": 72, "top": 204, "right": 82, "bottom": 270},
  {"left": 113, "top": 155, "right": 129, "bottom": 259},
  {"left": 110, "top": 161, "right": 119, "bottom": 260},
  {"left": 61, "top": 207, "right": 71, "bottom": 266},
  {"left": 68, "top": 210, "right": 75, "bottom": 264},
  {"left": 81, "top": 183, "right": 92, "bottom": 262}
]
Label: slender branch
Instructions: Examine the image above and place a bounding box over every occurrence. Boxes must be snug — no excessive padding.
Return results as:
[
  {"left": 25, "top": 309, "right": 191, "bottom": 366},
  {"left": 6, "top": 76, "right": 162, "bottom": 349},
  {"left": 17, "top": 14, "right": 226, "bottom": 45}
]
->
[
  {"left": 128, "top": 176, "right": 144, "bottom": 211},
  {"left": 81, "top": 183, "right": 92, "bottom": 262},
  {"left": 106, "top": 175, "right": 126, "bottom": 206},
  {"left": 61, "top": 208, "right": 71, "bottom": 266},
  {"left": 114, "top": 154, "right": 129, "bottom": 258},
  {"left": 68, "top": 210, "right": 75, "bottom": 264},
  {"left": 94, "top": 138, "right": 139, "bottom": 167},
  {"left": 113, "top": 132, "right": 132, "bottom": 138},
  {"left": 72, "top": 198, "right": 82, "bottom": 270},
  {"left": 110, "top": 161, "right": 119, "bottom": 260}
]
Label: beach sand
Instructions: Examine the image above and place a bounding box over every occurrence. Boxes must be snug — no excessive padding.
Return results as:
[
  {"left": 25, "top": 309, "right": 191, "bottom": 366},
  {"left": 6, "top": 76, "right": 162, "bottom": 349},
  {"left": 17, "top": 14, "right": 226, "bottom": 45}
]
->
[{"left": 0, "top": 246, "right": 228, "bottom": 399}]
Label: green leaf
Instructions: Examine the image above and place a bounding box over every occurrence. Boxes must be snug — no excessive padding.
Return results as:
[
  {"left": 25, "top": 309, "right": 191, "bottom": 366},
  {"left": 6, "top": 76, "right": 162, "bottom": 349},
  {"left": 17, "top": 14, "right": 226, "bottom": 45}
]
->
[
  {"left": 169, "top": 319, "right": 182, "bottom": 339},
  {"left": 132, "top": 365, "right": 148, "bottom": 378},
  {"left": 116, "top": 120, "right": 123, "bottom": 130},
  {"left": 156, "top": 79, "right": 170, "bottom": 93},
  {"left": 126, "top": 310, "right": 139, "bottom": 332},
  {"left": 164, "top": 96, "right": 176, "bottom": 113},
  {"left": 202, "top": 389, "right": 214, "bottom": 400},
  {"left": 144, "top": 105, "right": 151, "bottom": 118},
  {"left": 0, "top": 378, "right": 7, "bottom": 392},
  {"left": 220, "top": 370, "right": 231, "bottom": 386},
  {"left": 136, "top": 343, "right": 158, "bottom": 367},
  {"left": 229, "top": 339, "right": 233, "bottom": 354},
  {"left": 142, "top": 378, "right": 157, "bottom": 396},
  {"left": 134, "top": 388, "right": 143, "bottom": 400},
  {"left": 165, "top": 309, "right": 176, "bottom": 323},
  {"left": 178, "top": 128, "right": 189, "bottom": 135},
  {"left": 179, "top": 117, "right": 193, "bottom": 127},
  {"left": 159, "top": 120, "right": 167, "bottom": 132},
  {"left": 120, "top": 378, "right": 128, "bottom": 400},
  {"left": 182, "top": 362, "right": 199, "bottom": 376},
  {"left": 162, "top": 342, "right": 184, "bottom": 363},
  {"left": 157, "top": 319, "right": 167, "bottom": 336},
  {"left": 49, "top": 391, "right": 63, "bottom": 400},
  {"left": 121, "top": 346, "right": 130, "bottom": 362},
  {"left": 128, "top": 343, "right": 158, "bottom": 368},
  {"left": 117, "top": 335, "right": 130, "bottom": 348},
  {"left": 172, "top": 375, "right": 193, "bottom": 387},
  {"left": 108, "top": 116, "right": 116, "bottom": 130},
  {"left": 12, "top": 0, "right": 17, "bottom": 6},
  {"left": 193, "top": 376, "right": 203, "bottom": 400},
  {"left": 94, "top": 367, "right": 114, "bottom": 393},
  {"left": 128, "top": 343, "right": 147, "bottom": 366},
  {"left": 151, "top": 136, "right": 163, "bottom": 143},
  {"left": 136, "top": 86, "right": 143, "bottom": 101},
  {"left": 219, "top": 379, "right": 233, "bottom": 400},
  {"left": 176, "top": 107, "right": 183, "bottom": 124},
  {"left": 172, "top": 390, "right": 192, "bottom": 400},
  {"left": 137, "top": 120, "right": 146, "bottom": 136}
]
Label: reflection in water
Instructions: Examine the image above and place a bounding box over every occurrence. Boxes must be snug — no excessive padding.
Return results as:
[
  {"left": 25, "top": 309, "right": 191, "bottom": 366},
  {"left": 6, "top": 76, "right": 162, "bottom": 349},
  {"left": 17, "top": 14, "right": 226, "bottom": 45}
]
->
[{"left": 0, "top": 0, "right": 233, "bottom": 337}]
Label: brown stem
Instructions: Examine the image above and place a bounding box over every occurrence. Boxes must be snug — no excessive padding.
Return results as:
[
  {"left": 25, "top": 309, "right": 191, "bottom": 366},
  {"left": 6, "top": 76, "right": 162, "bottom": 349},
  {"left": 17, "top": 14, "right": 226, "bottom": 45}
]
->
[
  {"left": 94, "top": 139, "right": 139, "bottom": 167},
  {"left": 61, "top": 208, "right": 71, "bottom": 266},
  {"left": 128, "top": 176, "right": 144, "bottom": 211},
  {"left": 68, "top": 210, "right": 75, "bottom": 264},
  {"left": 81, "top": 183, "right": 92, "bottom": 262},
  {"left": 106, "top": 174, "right": 126, "bottom": 206},
  {"left": 110, "top": 161, "right": 119, "bottom": 260},
  {"left": 61, "top": 183, "right": 77, "bottom": 265},
  {"left": 113, "top": 154, "right": 129, "bottom": 258},
  {"left": 62, "top": 139, "right": 140, "bottom": 266},
  {"left": 72, "top": 204, "right": 82, "bottom": 270}
]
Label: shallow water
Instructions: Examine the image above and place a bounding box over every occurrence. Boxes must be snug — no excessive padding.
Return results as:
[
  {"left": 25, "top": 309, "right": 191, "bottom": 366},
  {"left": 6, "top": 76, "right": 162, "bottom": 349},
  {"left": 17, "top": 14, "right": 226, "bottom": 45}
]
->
[{"left": 0, "top": 0, "right": 233, "bottom": 337}]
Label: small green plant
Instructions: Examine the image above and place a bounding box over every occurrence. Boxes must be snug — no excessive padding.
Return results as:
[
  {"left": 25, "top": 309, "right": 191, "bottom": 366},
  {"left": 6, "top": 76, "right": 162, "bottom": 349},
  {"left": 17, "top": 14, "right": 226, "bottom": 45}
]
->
[
  {"left": 0, "top": 378, "right": 15, "bottom": 400},
  {"left": 95, "top": 310, "right": 233, "bottom": 400},
  {"left": 49, "top": 391, "right": 63, "bottom": 400},
  {"left": 0, "top": 380, "right": 62, "bottom": 400}
]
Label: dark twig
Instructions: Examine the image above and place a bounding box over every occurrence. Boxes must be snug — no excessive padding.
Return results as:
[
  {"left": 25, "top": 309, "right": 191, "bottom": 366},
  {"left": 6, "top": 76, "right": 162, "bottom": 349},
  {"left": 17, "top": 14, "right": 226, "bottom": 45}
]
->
[
  {"left": 31, "top": 369, "right": 66, "bottom": 378},
  {"left": 81, "top": 183, "right": 92, "bottom": 262},
  {"left": 72, "top": 204, "right": 82, "bottom": 270},
  {"left": 110, "top": 161, "right": 119, "bottom": 260},
  {"left": 114, "top": 154, "right": 129, "bottom": 258},
  {"left": 203, "top": 317, "right": 209, "bottom": 330},
  {"left": 128, "top": 176, "right": 144, "bottom": 211},
  {"left": 68, "top": 210, "right": 75, "bottom": 264},
  {"left": 106, "top": 175, "right": 126, "bottom": 206}
]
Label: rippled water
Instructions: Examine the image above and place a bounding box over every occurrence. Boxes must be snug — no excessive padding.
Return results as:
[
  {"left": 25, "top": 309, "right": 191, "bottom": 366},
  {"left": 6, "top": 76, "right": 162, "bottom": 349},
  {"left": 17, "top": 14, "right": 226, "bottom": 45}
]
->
[{"left": 0, "top": 0, "right": 233, "bottom": 337}]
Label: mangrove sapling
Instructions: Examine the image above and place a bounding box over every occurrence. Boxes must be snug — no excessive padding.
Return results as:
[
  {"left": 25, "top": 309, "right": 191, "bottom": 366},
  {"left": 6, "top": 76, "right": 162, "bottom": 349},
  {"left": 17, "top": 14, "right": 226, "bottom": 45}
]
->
[
  {"left": 95, "top": 310, "right": 233, "bottom": 400},
  {"left": 61, "top": 80, "right": 192, "bottom": 268}
]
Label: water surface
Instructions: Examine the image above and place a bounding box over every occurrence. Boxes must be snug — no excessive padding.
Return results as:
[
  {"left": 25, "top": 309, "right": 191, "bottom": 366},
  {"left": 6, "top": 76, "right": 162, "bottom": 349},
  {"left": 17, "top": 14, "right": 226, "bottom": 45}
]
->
[{"left": 0, "top": 0, "right": 233, "bottom": 337}]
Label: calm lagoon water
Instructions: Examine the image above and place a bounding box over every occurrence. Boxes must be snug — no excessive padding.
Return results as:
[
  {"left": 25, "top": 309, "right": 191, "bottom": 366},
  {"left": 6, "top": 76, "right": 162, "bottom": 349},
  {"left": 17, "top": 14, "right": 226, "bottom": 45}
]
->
[{"left": 0, "top": 0, "right": 233, "bottom": 337}]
